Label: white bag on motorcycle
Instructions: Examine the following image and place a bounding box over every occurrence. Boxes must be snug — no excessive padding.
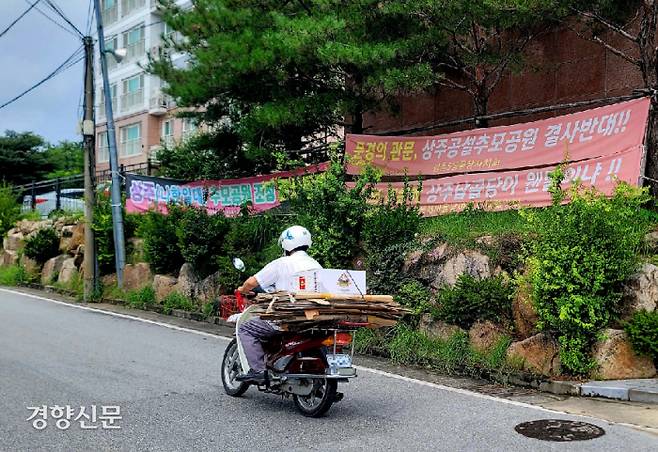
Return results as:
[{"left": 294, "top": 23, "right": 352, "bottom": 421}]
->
[{"left": 287, "top": 269, "right": 366, "bottom": 295}]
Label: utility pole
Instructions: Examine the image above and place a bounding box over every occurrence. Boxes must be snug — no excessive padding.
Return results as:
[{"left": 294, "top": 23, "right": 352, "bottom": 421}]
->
[
  {"left": 94, "top": 0, "right": 126, "bottom": 287},
  {"left": 81, "top": 35, "right": 99, "bottom": 301}
]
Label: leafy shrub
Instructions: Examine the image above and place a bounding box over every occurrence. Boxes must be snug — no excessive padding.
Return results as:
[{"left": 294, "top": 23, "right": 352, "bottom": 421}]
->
[
  {"left": 202, "top": 301, "right": 217, "bottom": 317},
  {"left": 174, "top": 205, "right": 230, "bottom": 278},
  {"left": 0, "top": 265, "right": 30, "bottom": 286},
  {"left": 625, "top": 310, "right": 658, "bottom": 362},
  {"left": 162, "top": 292, "right": 195, "bottom": 314},
  {"left": 526, "top": 173, "right": 651, "bottom": 375},
  {"left": 126, "top": 286, "right": 156, "bottom": 309},
  {"left": 23, "top": 228, "right": 60, "bottom": 264},
  {"left": 366, "top": 242, "right": 415, "bottom": 294},
  {"left": 363, "top": 179, "right": 422, "bottom": 253},
  {"left": 279, "top": 160, "right": 378, "bottom": 268},
  {"left": 137, "top": 209, "right": 184, "bottom": 274},
  {"left": 435, "top": 274, "right": 513, "bottom": 329},
  {"left": 92, "top": 193, "right": 139, "bottom": 275},
  {"left": 394, "top": 279, "right": 434, "bottom": 317},
  {"left": 0, "top": 183, "right": 21, "bottom": 237}
]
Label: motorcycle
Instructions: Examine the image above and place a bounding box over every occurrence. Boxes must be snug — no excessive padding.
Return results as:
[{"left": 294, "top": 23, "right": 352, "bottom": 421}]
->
[{"left": 220, "top": 259, "right": 361, "bottom": 417}]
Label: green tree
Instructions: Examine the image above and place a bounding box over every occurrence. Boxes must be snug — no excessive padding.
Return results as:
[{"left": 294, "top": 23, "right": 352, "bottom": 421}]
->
[
  {"left": 0, "top": 131, "right": 53, "bottom": 185},
  {"left": 44, "top": 140, "right": 84, "bottom": 179},
  {"left": 149, "top": 0, "right": 443, "bottom": 161}
]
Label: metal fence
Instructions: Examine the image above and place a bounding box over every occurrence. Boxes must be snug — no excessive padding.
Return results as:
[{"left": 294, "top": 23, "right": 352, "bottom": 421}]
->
[{"left": 15, "top": 161, "right": 156, "bottom": 218}]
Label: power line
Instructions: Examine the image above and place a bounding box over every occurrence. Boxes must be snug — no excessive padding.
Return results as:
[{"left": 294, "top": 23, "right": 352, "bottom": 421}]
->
[
  {"left": 0, "top": 0, "right": 42, "bottom": 40},
  {"left": 86, "top": 0, "right": 95, "bottom": 36},
  {"left": 0, "top": 46, "right": 84, "bottom": 111},
  {"left": 23, "top": 0, "right": 79, "bottom": 38},
  {"left": 42, "top": 0, "right": 84, "bottom": 37}
]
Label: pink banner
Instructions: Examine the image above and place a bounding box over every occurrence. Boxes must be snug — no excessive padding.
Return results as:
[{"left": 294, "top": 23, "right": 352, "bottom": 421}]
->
[
  {"left": 125, "top": 162, "right": 329, "bottom": 216},
  {"left": 350, "top": 146, "right": 643, "bottom": 216},
  {"left": 346, "top": 98, "right": 650, "bottom": 176}
]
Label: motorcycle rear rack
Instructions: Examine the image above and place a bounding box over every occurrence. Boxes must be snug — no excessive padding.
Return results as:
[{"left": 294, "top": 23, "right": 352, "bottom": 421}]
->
[{"left": 273, "top": 372, "right": 357, "bottom": 380}]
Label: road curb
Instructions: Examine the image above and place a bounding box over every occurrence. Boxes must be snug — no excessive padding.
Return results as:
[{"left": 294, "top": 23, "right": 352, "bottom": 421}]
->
[{"left": 11, "top": 283, "right": 658, "bottom": 405}]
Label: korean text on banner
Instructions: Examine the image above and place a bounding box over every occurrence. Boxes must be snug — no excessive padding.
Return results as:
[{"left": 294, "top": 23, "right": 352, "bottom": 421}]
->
[
  {"left": 353, "top": 145, "right": 643, "bottom": 216},
  {"left": 125, "top": 162, "right": 329, "bottom": 216},
  {"left": 346, "top": 98, "right": 650, "bottom": 176}
]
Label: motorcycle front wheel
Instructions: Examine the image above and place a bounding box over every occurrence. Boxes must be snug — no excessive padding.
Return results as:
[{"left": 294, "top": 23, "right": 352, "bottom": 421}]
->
[
  {"left": 293, "top": 378, "right": 337, "bottom": 417},
  {"left": 221, "top": 338, "right": 249, "bottom": 397}
]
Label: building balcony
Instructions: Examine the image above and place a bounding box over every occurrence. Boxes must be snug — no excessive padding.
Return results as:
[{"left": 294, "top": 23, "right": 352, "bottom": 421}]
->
[
  {"left": 120, "top": 139, "right": 142, "bottom": 157},
  {"left": 126, "top": 40, "right": 146, "bottom": 62},
  {"left": 121, "top": 0, "right": 146, "bottom": 17},
  {"left": 121, "top": 90, "right": 144, "bottom": 112},
  {"left": 148, "top": 94, "right": 175, "bottom": 115},
  {"left": 98, "top": 98, "right": 117, "bottom": 118}
]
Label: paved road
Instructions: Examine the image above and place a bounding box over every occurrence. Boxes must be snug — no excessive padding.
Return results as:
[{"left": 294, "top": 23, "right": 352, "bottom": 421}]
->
[{"left": 0, "top": 288, "right": 656, "bottom": 451}]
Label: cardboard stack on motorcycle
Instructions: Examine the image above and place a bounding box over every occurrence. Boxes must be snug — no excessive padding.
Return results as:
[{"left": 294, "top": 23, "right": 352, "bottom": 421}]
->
[{"left": 221, "top": 226, "right": 407, "bottom": 417}]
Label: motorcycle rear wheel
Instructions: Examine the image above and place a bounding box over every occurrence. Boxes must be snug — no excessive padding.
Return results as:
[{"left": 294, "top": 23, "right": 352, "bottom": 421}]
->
[
  {"left": 221, "top": 338, "right": 249, "bottom": 397},
  {"left": 293, "top": 379, "right": 337, "bottom": 417}
]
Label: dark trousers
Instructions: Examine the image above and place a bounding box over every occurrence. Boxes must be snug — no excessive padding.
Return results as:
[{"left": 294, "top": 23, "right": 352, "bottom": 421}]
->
[{"left": 238, "top": 318, "right": 280, "bottom": 372}]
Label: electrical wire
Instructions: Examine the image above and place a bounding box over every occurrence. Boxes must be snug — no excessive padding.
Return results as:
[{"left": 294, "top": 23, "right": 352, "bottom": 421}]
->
[
  {"left": 42, "top": 0, "right": 84, "bottom": 37},
  {"left": 86, "top": 0, "right": 95, "bottom": 36},
  {"left": 23, "top": 0, "right": 80, "bottom": 38},
  {"left": 0, "top": 0, "right": 42, "bottom": 39},
  {"left": 0, "top": 46, "right": 84, "bottom": 111}
]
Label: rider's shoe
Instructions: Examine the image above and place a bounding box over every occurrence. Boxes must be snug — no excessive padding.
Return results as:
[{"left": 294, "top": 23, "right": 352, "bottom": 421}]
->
[{"left": 236, "top": 370, "right": 267, "bottom": 384}]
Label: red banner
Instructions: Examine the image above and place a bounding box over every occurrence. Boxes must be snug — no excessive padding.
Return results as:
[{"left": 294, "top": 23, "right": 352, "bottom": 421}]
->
[
  {"left": 351, "top": 145, "right": 643, "bottom": 216},
  {"left": 125, "top": 162, "right": 329, "bottom": 216},
  {"left": 346, "top": 98, "right": 650, "bottom": 176}
]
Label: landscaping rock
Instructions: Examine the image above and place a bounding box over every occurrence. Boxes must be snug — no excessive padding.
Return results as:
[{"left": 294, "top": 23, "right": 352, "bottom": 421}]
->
[
  {"left": 128, "top": 237, "right": 145, "bottom": 262},
  {"left": 57, "top": 258, "right": 78, "bottom": 285},
  {"left": 1, "top": 249, "right": 18, "bottom": 266},
  {"left": 619, "top": 263, "right": 658, "bottom": 321},
  {"left": 402, "top": 249, "right": 424, "bottom": 273},
  {"left": 153, "top": 274, "right": 177, "bottom": 302},
  {"left": 196, "top": 271, "right": 222, "bottom": 303},
  {"left": 431, "top": 250, "right": 490, "bottom": 288},
  {"left": 101, "top": 273, "right": 117, "bottom": 288},
  {"left": 592, "top": 329, "right": 656, "bottom": 380},
  {"left": 506, "top": 333, "right": 561, "bottom": 376},
  {"left": 19, "top": 254, "right": 40, "bottom": 275},
  {"left": 61, "top": 225, "right": 75, "bottom": 237},
  {"left": 475, "top": 235, "right": 495, "bottom": 247},
  {"left": 67, "top": 223, "right": 85, "bottom": 254},
  {"left": 645, "top": 230, "right": 658, "bottom": 253},
  {"left": 468, "top": 320, "right": 507, "bottom": 354},
  {"left": 16, "top": 219, "right": 52, "bottom": 235},
  {"left": 174, "top": 263, "right": 197, "bottom": 298},
  {"left": 3, "top": 231, "right": 24, "bottom": 251},
  {"left": 419, "top": 314, "right": 464, "bottom": 341},
  {"left": 512, "top": 277, "right": 539, "bottom": 339},
  {"left": 122, "top": 262, "right": 153, "bottom": 292},
  {"left": 42, "top": 255, "right": 68, "bottom": 285}
]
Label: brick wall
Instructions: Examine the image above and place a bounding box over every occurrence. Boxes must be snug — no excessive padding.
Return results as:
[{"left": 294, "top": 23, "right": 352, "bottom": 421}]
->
[{"left": 364, "top": 27, "right": 645, "bottom": 135}]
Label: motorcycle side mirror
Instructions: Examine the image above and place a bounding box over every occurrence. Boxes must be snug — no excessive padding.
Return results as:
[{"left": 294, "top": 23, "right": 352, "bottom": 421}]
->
[{"left": 233, "top": 257, "right": 245, "bottom": 272}]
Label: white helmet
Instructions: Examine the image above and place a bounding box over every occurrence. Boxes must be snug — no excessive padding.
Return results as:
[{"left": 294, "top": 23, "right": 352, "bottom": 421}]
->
[{"left": 278, "top": 225, "right": 312, "bottom": 253}]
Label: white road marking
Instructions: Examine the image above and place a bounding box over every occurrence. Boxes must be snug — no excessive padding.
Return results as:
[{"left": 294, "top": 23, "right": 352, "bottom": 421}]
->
[{"left": 2, "top": 286, "right": 655, "bottom": 434}]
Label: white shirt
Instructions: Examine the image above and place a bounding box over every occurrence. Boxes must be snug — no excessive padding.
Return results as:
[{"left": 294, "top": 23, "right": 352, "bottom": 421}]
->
[{"left": 254, "top": 251, "right": 322, "bottom": 291}]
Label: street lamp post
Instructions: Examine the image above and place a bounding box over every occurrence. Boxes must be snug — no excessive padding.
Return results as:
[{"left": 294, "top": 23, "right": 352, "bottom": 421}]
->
[{"left": 93, "top": 0, "right": 127, "bottom": 288}]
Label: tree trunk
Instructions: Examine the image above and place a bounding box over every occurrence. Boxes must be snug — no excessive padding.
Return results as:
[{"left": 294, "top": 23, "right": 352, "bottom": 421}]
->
[
  {"left": 473, "top": 94, "right": 489, "bottom": 128},
  {"left": 644, "top": 99, "right": 658, "bottom": 195}
]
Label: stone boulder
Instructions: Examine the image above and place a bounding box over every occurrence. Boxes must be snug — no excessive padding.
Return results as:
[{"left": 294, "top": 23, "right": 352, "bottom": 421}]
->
[
  {"left": 645, "top": 230, "right": 658, "bottom": 253},
  {"left": 507, "top": 333, "right": 561, "bottom": 376},
  {"left": 19, "top": 254, "right": 40, "bottom": 275},
  {"left": 512, "top": 278, "right": 539, "bottom": 339},
  {"left": 41, "top": 255, "right": 68, "bottom": 285},
  {"left": 619, "top": 263, "right": 658, "bottom": 321},
  {"left": 153, "top": 274, "right": 177, "bottom": 302},
  {"left": 431, "top": 250, "right": 490, "bottom": 288},
  {"left": 468, "top": 320, "right": 508, "bottom": 354},
  {"left": 3, "top": 231, "right": 24, "bottom": 251},
  {"left": 122, "top": 263, "right": 153, "bottom": 292},
  {"left": 592, "top": 329, "right": 656, "bottom": 380},
  {"left": 196, "top": 270, "right": 222, "bottom": 303},
  {"left": 57, "top": 258, "right": 78, "bottom": 285},
  {"left": 174, "top": 263, "right": 197, "bottom": 298},
  {"left": 419, "top": 314, "right": 464, "bottom": 341},
  {"left": 128, "top": 237, "right": 145, "bottom": 263},
  {"left": 16, "top": 219, "right": 52, "bottom": 235},
  {"left": 1, "top": 249, "right": 18, "bottom": 266},
  {"left": 66, "top": 223, "right": 85, "bottom": 254},
  {"left": 101, "top": 273, "right": 117, "bottom": 289}
]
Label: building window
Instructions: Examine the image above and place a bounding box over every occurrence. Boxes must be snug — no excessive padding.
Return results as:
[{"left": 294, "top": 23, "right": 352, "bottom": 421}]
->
[
  {"left": 161, "top": 119, "right": 174, "bottom": 147},
  {"left": 123, "top": 25, "right": 145, "bottom": 61},
  {"left": 121, "top": 73, "right": 144, "bottom": 111},
  {"left": 181, "top": 118, "right": 197, "bottom": 138},
  {"left": 121, "top": 0, "right": 146, "bottom": 17},
  {"left": 98, "top": 84, "right": 117, "bottom": 118},
  {"left": 120, "top": 123, "right": 141, "bottom": 156},
  {"left": 104, "top": 36, "right": 119, "bottom": 70},
  {"left": 97, "top": 132, "right": 109, "bottom": 162},
  {"left": 101, "top": 0, "right": 118, "bottom": 25}
]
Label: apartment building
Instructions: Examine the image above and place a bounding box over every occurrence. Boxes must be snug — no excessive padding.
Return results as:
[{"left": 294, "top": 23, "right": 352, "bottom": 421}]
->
[{"left": 95, "top": 0, "right": 194, "bottom": 173}]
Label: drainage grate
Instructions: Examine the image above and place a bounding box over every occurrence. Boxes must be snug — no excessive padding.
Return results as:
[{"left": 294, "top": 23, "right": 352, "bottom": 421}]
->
[{"left": 515, "top": 419, "right": 606, "bottom": 442}]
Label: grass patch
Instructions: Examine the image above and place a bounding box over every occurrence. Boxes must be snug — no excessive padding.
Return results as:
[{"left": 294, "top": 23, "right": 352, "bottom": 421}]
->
[
  {"left": 126, "top": 286, "right": 156, "bottom": 309},
  {"left": 162, "top": 292, "right": 195, "bottom": 314},
  {"left": 0, "top": 265, "right": 31, "bottom": 286}
]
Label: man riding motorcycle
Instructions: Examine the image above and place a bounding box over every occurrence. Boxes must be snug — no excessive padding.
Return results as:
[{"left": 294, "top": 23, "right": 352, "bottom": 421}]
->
[{"left": 235, "top": 225, "right": 322, "bottom": 384}]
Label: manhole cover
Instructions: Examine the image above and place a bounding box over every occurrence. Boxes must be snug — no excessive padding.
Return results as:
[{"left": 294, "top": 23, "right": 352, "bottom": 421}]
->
[{"left": 515, "top": 419, "right": 605, "bottom": 442}]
